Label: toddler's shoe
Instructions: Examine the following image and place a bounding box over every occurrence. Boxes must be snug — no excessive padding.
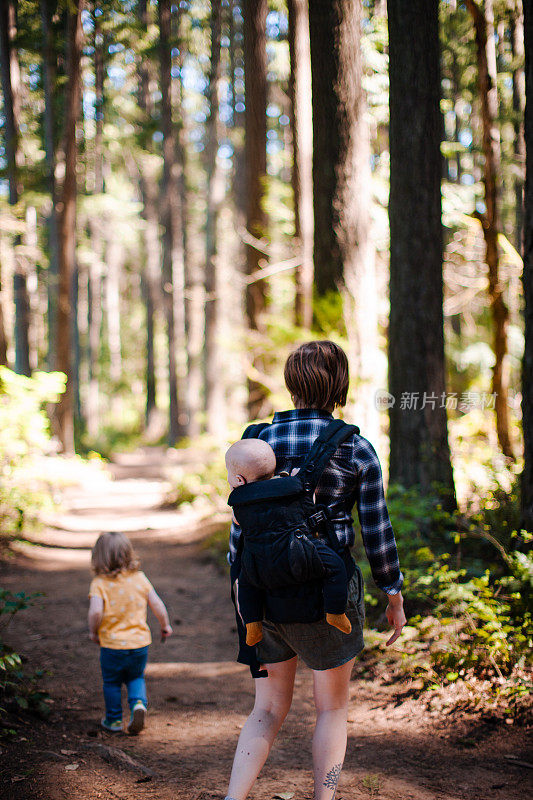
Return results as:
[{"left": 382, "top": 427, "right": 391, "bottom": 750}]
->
[
  {"left": 127, "top": 700, "right": 146, "bottom": 735},
  {"left": 101, "top": 717, "right": 122, "bottom": 732}
]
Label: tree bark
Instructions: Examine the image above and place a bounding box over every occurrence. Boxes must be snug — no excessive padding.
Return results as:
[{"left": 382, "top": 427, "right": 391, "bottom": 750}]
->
[
  {"left": 308, "top": 0, "right": 342, "bottom": 295},
  {"left": 93, "top": 3, "right": 105, "bottom": 195},
  {"left": 288, "top": 0, "right": 314, "bottom": 330},
  {"left": 387, "top": 0, "right": 456, "bottom": 504},
  {"left": 40, "top": 0, "right": 60, "bottom": 370},
  {"left": 230, "top": 0, "right": 246, "bottom": 217},
  {"left": 86, "top": 221, "right": 103, "bottom": 439},
  {"left": 84, "top": 1, "right": 106, "bottom": 438},
  {"left": 308, "top": 0, "right": 380, "bottom": 442},
  {"left": 204, "top": 0, "right": 226, "bottom": 436},
  {"left": 521, "top": 0, "right": 533, "bottom": 529},
  {"left": 511, "top": 1, "right": 526, "bottom": 252},
  {"left": 243, "top": 0, "right": 268, "bottom": 418},
  {"left": 466, "top": 0, "right": 515, "bottom": 460},
  {"left": 55, "top": 0, "right": 84, "bottom": 453},
  {"left": 135, "top": 0, "right": 159, "bottom": 430},
  {"left": 0, "top": 0, "right": 31, "bottom": 376},
  {"left": 159, "top": 0, "right": 184, "bottom": 444},
  {"left": 104, "top": 236, "right": 122, "bottom": 388}
]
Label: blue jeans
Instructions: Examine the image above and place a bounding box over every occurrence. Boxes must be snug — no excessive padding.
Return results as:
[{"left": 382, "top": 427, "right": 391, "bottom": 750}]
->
[{"left": 100, "top": 646, "right": 149, "bottom": 722}]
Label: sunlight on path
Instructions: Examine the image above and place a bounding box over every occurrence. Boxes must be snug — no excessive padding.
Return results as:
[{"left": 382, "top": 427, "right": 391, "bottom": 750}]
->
[{"left": 19, "top": 449, "right": 230, "bottom": 558}]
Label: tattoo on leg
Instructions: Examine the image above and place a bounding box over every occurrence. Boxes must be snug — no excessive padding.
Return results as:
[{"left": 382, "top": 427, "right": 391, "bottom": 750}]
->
[{"left": 323, "top": 761, "right": 342, "bottom": 791}]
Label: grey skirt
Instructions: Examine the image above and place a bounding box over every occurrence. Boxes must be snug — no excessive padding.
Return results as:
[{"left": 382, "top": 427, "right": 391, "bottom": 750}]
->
[{"left": 255, "top": 565, "right": 365, "bottom": 671}]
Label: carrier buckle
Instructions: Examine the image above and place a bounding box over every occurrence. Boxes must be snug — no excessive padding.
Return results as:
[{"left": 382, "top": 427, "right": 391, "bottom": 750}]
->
[{"left": 308, "top": 510, "right": 326, "bottom": 531}]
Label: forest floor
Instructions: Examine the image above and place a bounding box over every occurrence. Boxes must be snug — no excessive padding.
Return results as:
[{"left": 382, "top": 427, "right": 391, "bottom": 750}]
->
[{"left": 0, "top": 450, "right": 531, "bottom": 800}]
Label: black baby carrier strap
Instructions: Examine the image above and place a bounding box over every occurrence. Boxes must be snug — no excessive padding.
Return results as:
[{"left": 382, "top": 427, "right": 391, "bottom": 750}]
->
[{"left": 298, "top": 419, "right": 360, "bottom": 493}]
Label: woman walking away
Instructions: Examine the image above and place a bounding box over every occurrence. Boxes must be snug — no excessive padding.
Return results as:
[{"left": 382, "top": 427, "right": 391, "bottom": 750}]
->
[{"left": 225, "top": 340, "right": 406, "bottom": 800}]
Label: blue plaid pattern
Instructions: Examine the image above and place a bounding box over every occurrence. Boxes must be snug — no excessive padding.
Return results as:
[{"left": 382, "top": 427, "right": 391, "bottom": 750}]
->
[{"left": 228, "top": 408, "right": 403, "bottom": 595}]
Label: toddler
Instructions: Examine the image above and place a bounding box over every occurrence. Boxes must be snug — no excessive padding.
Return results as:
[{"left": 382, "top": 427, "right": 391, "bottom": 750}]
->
[
  {"left": 88, "top": 531, "right": 172, "bottom": 734},
  {"left": 225, "top": 439, "right": 351, "bottom": 647}
]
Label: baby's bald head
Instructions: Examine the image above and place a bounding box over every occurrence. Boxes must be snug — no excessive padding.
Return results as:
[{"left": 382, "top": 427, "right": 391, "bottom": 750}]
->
[{"left": 225, "top": 439, "right": 277, "bottom": 489}]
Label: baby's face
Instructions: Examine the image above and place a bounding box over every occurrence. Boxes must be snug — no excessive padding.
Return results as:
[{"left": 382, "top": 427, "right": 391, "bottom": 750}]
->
[
  {"left": 226, "top": 462, "right": 245, "bottom": 489},
  {"left": 225, "top": 453, "right": 250, "bottom": 489}
]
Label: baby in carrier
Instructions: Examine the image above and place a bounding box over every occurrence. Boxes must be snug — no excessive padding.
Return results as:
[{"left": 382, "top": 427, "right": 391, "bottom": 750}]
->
[{"left": 226, "top": 438, "right": 352, "bottom": 646}]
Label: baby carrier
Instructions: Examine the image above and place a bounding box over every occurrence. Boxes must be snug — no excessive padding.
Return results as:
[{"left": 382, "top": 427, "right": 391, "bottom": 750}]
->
[{"left": 229, "top": 419, "right": 359, "bottom": 674}]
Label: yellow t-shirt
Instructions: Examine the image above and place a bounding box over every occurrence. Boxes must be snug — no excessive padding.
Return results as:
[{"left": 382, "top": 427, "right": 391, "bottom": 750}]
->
[{"left": 89, "top": 570, "right": 153, "bottom": 649}]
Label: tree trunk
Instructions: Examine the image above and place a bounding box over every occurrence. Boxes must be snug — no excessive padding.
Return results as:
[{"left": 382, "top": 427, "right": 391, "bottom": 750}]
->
[
  {"left": 230, "top": 0, "right": 246, "bottom": 220},
  {"left": 93, "top": 3, "right": 105, "bottom": 194},
  {"left": 72, "top": 260, "right": 81, "bottom": 421},
  {"left": 243, "top": 0, "right": 268, "bottom": 419},
  {"left": 105, "top": 235, "right": 122, "bottom": 388},
  {"left": 84, "top": 1, "right": 106, "bottom": 438},
  {"left": 308, "top": 0, "right": 380, "bottom": 442},
  {"left": 140, "top": 183, "right": 160, "bottom": 429},
  {"left": 135, "top": 0, "right": 159, "bottom": 430},
  {"left": 159, "top": 0, "right": 183, "bottom": 445},
  {"left": 466, "top": 0, "right": 515, "bottom": 460},
  {"left": 40, "top": 0, "right": 60, "bottom": 370},
  {"left": 288, "top": 0, "right": 314, "bottom": 330},
  {"left": 521, "top": 0, "right": 533, "bottom": 529},
  {"left": 173, "top": 9, "right": 200, "bottom": 439},
  {"left": 55, "top": 0, "right": 84, "bottom": 453},
  {"left": 308, "top": 0, "right": 342, "bottom": 295},
  {"left": 452, "top": 49, "right": 463, "bottom": 183},
  {"left": 0, "top": 0, "right": 31, "bottom": 376},
  {"left": 86, "top": 221, "right": 103, "bottom": 439},
  {"left": 204, "top": 0, "right": 226, "bottom": 436},
  {"left": 511, "top": 1, "right": 526, "bottom": 253},
  {"left": 387, "top": 0, "right": 456, "bottom": 505}
]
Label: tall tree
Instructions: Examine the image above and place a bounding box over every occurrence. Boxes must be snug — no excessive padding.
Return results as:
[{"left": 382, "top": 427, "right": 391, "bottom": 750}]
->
[
  {"left": 511, "top": 1, "right": 526, "bottom": 252},
  {"left": 204, "top": 0, "right": 226, "bottom": 435},
  {"left": 466, "top": 0, "right": 515, "bottom": 460},
  {"left": 308, "top": 0, "right": 380, "bottom": 440},
  {"left": 387, "top": 0, "right": 456, "bottom": 503},
  {"left": 136, "top": 0, "right": 159, "bottom": 430},
  {"left": 522, "top": 0, "right": 533, "bottom": 530},
  {"left": 40, "top": 0, "right": 60, "bottom": 370},
  {"left": 229, "top": 0, "right": 246, "bottom": 218},
  {"left": 243, "top": 0, "right": 268, "bottom": 418},
  {"left": 55, "top": 0, "right": 84, "bottom": 452},
  {"left": 0, "top": 0, "right": 31, "bottom": 376},
  {"left": 288, "top": 0, "right": 314, "bottom": 330},
  {"left": 86, "top": 1, "right": 106, "bottom": 438},
  {"left": 159, "top": 0, "right": 184, "bottom": 444}
]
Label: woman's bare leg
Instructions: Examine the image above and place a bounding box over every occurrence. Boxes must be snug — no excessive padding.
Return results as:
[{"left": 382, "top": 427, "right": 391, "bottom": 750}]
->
[
  {"left": 312, "top": 657, "right": 355, "bottom": 800},
  {"left": 226, "top": 657, "right": 297, "bottom": 800}
]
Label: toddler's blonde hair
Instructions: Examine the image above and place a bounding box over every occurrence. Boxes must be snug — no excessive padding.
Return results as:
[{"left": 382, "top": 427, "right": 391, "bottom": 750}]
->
[{"left": 91, "top": 531, "right": 140, "bottom": 577}]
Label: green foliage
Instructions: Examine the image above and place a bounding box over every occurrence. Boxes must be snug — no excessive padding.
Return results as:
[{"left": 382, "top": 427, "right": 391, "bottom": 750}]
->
[
  {"left": 312, "top": 290, "right": 347, "bottom": 337},
  {"left": 353, "top": 476, "right": 532, "bottom": 703},
  {"left": 168, "top": 441, "right": 228, "bottom": 508},
  {"left": 200, "top": 521, "right": 232, "bottom": 573},
  {"left": 411, "top": 558, "right": 532, "bottom": 679},
  {"left": 0, "top": 589, "right": 50, "bottom": 724},
  {"left": 0, "top": 368, "right": 65, "bottom": 539}
]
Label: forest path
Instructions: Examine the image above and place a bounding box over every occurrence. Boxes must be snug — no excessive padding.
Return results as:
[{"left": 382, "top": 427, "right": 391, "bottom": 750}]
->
[{"left": 0, "top": 450, "right": 530, "bottom": 800}]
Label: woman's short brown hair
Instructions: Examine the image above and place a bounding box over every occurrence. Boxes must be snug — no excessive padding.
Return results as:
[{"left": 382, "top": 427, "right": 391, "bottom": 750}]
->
[
  {"left": 91, "top": 531, "right": 140, "bottom": 577},
  {"left": 284, "top": 340, "right": 349, "bottom": 411}
]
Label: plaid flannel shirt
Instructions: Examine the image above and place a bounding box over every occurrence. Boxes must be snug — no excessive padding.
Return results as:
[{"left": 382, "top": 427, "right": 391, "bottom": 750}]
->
[{"left": 228, "top": 408, "right": 403, "bottom": 595}]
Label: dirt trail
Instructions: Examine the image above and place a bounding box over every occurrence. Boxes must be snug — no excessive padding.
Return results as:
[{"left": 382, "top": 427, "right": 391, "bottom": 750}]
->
[{"left": 0, "top": 451, "right": 531, "bottom": 800}]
